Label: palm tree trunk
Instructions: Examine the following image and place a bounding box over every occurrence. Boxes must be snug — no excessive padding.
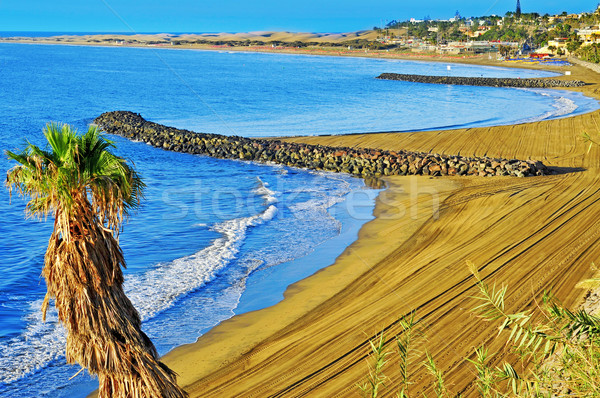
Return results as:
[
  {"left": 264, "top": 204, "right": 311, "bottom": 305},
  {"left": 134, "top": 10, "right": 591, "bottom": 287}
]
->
[{"left": 43, "top": 199, "right": 187, "bottom": 398}]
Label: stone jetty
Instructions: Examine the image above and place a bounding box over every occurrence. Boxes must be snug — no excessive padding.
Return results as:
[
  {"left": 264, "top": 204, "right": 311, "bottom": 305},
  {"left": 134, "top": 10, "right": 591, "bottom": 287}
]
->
[
  {"left": 376, "top": 73, "right": 586, "bottom": 88},
  {"left": 94, "top": 111, "right": 551, "bottom": 178}
]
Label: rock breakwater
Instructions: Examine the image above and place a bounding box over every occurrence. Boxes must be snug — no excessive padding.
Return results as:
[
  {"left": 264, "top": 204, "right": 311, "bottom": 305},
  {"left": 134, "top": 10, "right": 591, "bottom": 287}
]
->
[
  {"left": 376, "top": 73, "right": 586, "bottom": 88},
  {"left": 94, "top": 111, "right": 551, "bottom": 178}
]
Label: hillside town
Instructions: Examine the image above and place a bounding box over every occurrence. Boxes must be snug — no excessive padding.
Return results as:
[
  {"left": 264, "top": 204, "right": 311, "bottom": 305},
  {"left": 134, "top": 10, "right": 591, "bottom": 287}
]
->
[{"left": 376, "top": 2, "right": 600, "bottom": 62}]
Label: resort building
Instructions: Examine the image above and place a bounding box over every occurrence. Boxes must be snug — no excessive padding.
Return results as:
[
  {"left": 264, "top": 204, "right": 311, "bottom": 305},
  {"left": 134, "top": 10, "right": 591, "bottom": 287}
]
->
[
  {"left": 437, "top": 41, "right": 499, "bottom": 55},
  {"left": 548, "top": 37, "right": 569, "bottom": 50},
  {"left": 467, "top": 26, "right": 491, "bottom": 38},
  {"left": 410, "top": 43, "right": 437, "bottom": 52},
  {"left": 578, "top": 28, "right": 600, "bottom": 45}
]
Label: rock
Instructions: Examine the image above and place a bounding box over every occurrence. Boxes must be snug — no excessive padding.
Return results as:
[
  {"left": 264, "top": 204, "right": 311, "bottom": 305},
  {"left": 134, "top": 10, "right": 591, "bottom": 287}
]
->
[
  {"left": 93, "top": 111, "right": 551, "bottom": 181},
  {"left": 429, "top": 164, "right": 441, "bottom": 173},
  {"left": 376, "top": 73, "right": 586, "bottom": 88}
]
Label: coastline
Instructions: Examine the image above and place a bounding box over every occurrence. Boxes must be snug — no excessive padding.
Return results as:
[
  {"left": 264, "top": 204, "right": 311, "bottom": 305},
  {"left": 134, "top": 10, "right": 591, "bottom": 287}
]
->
[
  {"left": 158, "top": 60, "right": 600, "bottom": 396},
  {"left": 163, "top": 176, "right": 461, "bottom": 392},
  {"left": 7, "top": 35, "right": 600, "bottom": 397},
  {"left": 11, "top": 36, "right": 594, "bottom": 135},
  {"left": 32, "top": 35, "right": 598, "bottom": 395},
  {"left": 0, "top": 34, "right": 574, "bottom": 71}
]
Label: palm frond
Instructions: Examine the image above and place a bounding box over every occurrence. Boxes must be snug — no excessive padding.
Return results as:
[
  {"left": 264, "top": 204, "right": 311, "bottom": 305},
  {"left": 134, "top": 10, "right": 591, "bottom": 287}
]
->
[
  {"left": 6, "top": 123, "right": 185, "bottom": 397},
  {"left": 6, "top": 123, "right": 145, "bottom": 231}
]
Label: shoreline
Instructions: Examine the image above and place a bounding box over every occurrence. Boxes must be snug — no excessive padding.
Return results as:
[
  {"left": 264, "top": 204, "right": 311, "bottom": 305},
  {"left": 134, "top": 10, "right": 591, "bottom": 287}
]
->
[
  {"left": 6, "top": 37, "right": 597, "bottom": 126},
  {"left": 0, "top": 35, "right": 576, "bottom": 71},
  {"left": 44, "top": 37, "right": 600, "bottom": 395},
  {"left": 158, "top": 58, "right": 600, "bottom": 395},
  {"left": 163, "top": 176, "right": 462, "bottom": 392},
  {"left": 4, "top": 34, "right": 599, "bottom": 397},
  {"left": 50, "top": 38, "right": 600, "bottom": 395},
  {"left": 8, "top": 39, "right": 596, "bottom": 138}
]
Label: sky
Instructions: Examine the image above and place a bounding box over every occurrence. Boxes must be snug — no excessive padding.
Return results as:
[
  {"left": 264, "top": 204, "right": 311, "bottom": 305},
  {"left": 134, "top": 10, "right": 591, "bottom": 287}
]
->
[{"left": 0, "top": 0, "right": 598, "bottom": 33}]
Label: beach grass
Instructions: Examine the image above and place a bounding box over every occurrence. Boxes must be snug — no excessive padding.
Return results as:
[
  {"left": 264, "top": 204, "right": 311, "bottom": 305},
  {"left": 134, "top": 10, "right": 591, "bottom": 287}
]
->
[{"left": 358, "top": 265, "right": 600, "bottom": 396}]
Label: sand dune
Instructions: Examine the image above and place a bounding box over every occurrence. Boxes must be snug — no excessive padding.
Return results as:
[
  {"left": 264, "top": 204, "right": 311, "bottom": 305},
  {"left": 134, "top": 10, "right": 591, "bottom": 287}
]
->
[
  {"left": 1, "top": 30, "right": 384, "bottom": 46},
  {"left": 171, "top": 30, "right": 381, "bottom": 43},
  {"left": 162, "top": 62, "right": 600, "bottom": 396}
]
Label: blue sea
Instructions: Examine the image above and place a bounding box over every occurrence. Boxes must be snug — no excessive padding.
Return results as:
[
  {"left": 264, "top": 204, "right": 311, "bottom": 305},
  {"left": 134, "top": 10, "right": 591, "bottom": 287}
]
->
[{"left": 0, "top": 43, "right": 597, "bottom": 397}]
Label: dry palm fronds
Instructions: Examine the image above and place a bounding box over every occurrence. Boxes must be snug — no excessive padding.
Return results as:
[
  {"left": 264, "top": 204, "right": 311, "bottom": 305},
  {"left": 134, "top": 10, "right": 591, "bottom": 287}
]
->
[{"left": 6, "top": 123, "right": 186, "bottom": 397}]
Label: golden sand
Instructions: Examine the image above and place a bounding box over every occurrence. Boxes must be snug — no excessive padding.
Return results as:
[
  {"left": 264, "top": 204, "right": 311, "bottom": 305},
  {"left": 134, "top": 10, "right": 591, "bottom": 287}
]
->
[
  {"left": 0, "top": 30, "right": 509, "bottom": 63},
  {"left": 155, "top": 61, "right": 600, "bottom": 397},
  {"left": 0, "top": 30, "right": 384, "bottom": 44}
]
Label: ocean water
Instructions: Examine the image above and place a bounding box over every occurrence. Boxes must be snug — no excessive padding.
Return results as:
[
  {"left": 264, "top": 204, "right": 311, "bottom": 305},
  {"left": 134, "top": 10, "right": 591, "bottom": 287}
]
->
[{"left": 0, "top": 43, "right": 597, "bottom": 397}]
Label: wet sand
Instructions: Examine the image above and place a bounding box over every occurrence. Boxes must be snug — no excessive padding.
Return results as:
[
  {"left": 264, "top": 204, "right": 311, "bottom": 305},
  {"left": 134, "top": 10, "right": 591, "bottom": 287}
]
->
[{"left": 160, "top": 61, "right": 600, "bottom": 396}]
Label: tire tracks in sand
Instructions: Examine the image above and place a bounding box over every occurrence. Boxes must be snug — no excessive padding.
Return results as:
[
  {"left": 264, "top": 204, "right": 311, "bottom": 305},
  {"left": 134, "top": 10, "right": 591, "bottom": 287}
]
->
[{"left": 164, "top": 63, "right": 600, "bottom": 397}]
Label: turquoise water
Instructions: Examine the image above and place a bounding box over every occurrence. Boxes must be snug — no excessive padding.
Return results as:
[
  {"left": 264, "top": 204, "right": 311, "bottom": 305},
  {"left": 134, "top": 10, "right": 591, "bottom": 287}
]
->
[{"left": 0, "top": 43, "right": 597, "bottom": 397}]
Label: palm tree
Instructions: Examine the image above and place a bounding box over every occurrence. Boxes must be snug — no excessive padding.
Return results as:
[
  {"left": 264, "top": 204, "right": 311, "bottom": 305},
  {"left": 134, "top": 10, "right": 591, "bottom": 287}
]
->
[{"left": 6, "top": 123, "right": 187, "bottom": 397}]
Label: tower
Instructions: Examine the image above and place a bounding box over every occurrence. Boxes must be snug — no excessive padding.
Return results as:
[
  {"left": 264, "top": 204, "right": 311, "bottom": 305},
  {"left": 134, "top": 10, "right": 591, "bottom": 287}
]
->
[{"left": 516, "top": 0, "right": 522, "bottom": 18}]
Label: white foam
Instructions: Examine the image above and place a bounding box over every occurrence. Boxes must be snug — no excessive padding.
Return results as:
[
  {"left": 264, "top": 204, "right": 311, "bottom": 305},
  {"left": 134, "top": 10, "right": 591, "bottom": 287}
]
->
[
  {"left": 0, "top": 302, "right": 65, "bottom": 384},
  {"left": 239, "top": 178, "right": 351, "bottom": 276},
  {"left": 265, "top": 163, "right": 288, "bottom": 174},
  {"left": 0, "top": 172, "right": 361, "bottom": 387},
  {"left": 261, "top": 204, "right": 278, "bottom": 222},
  {"left": 550, "top": 96, "right": 578, "bottom": 117},
  {"left": 126, "top": 203, "right": 277, "bottom": 320},
  {"left": 252, "top": 177, "right": 278, "bottom": 204},
  {"left": 289, "top": 197, "right": 344, "bottom": 214},
  {"left": 0, "top": 204, "right": 277, "bottom": 384},
  {"left": 515, "top": 89, "right": 579, "bottom": 124}
]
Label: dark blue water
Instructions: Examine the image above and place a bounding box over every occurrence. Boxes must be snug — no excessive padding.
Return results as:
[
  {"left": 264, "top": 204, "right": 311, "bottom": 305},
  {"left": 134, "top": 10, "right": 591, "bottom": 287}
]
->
[{"left": 0, "top": 43, "right": 597, "bottom": 397}]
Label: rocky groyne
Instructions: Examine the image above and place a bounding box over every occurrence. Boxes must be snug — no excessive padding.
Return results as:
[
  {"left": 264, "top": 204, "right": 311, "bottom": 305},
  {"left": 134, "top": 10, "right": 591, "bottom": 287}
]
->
[
  {"left": 376, "top": 73, "right": 586, "bottom": 88},
  {"left": 94, "top": 111, "right": 551, "bottom": 178}
]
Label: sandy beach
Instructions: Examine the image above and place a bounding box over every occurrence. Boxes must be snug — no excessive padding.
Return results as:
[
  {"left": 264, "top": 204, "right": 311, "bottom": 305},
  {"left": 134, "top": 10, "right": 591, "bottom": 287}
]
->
[
  {"left": 0, "top": 31, "right": 520, "bottom": 65},
  {"left": 147, "top": 59, "right": 600, "bottom": 396},
  {"left": 28, "top": 32, "right": 598, "bottom": 396}
]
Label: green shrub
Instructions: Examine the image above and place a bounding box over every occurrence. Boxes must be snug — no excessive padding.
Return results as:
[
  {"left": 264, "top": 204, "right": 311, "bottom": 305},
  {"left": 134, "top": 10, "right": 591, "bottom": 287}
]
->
[{"left": 358, "top": 261, "right": 600, "bottom": 396}]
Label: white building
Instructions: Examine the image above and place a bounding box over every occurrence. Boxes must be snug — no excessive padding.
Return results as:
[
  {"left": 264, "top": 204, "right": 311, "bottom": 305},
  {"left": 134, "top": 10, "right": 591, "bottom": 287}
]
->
[{"left": 578, "top": 28, "right": 600, "bottom": 45}]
